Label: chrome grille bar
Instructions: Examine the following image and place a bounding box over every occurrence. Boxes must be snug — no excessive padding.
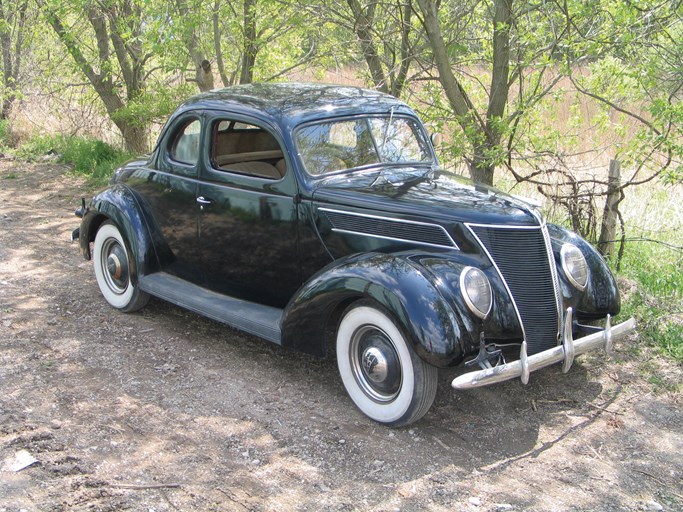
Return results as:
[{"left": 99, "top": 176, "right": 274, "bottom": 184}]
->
[{"left": 467, "top": 224, "right": 560, "bottom": 354}]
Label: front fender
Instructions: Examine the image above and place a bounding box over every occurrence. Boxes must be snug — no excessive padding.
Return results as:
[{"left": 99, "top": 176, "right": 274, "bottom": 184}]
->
[
  {"left": 547, "top": 223, "right": 621, "bottom": 319},
  {"left": 79, "top": 184, "right": 162, "bottom": 282},
  {"left": 281, "top": 252, "right": 477, "bottom": 367}
]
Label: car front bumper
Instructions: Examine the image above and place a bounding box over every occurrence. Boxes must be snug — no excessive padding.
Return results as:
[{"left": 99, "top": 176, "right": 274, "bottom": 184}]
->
[{"left": 451, "top": 307, "right": 637, "bottom": 390}]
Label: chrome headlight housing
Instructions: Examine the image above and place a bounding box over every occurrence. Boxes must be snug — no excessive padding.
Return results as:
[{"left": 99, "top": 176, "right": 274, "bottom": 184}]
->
[
  {"left": 459, "top": 267, "right": 493, "bottom": 319},
  {"left": 560, "top": 243, "right": 588, "bottom": 291}
]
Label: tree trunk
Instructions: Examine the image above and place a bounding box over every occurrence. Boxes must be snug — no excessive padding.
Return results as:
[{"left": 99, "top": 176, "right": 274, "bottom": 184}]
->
[
  {"left": 212, "top": 0, "right": 232, "bottom": 86},
  {"left": 416, "top": 0, "right": 513, "bottom": 186},
  {"left": 0, "top": 0, "right": 28, "bottom": 120},
  {"left": 598, "top": 160, "right": 622, "bottom": 257},
  {"left": 117, "top": 123, "right": 148, "bottom": 155},
  {"left": 470, "top": 143, "right": 496, "bottom": 185},
  {"left": 239, "top": 0, "right": 258, "bottom": 84},
  {"left": 415, "top": 0, "right": 472, "bottom": 121},
  {"left": 390, "top": 0, "right": 412, "bottom": 98},
  {"left": 44, "top": 2, "right": 149, "bottom": 153},
  {"left": 347, "top": 0, "right": 389, "bottom": 94}
]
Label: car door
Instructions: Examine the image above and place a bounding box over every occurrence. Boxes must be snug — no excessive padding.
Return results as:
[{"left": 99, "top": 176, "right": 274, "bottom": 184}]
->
[
  {"left": 196, "top": 113, "right": 301, "bottom": 308},
  {"left": 127, "top": 114, "right": 203, "bottom": 282}
]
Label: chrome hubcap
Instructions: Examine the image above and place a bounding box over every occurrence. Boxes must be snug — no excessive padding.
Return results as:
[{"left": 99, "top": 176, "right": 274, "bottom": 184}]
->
[
  {"left": 362, "top": 346, "right": 389, "bottom": 383},
  {"left": 351, "top": 326, "right": 401, "bottom": 402},
  {"left": 102, "top": 239, "right": 129, "bottom": 293},
  {"left": 107, "top": 253, "right": 123, "bottom": 280}
]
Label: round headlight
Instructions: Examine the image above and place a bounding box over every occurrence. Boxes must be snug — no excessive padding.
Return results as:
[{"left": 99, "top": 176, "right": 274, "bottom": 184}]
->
[
  {"left": 459, "top": 267, "right": 493, "bottom": 319},
  {"left": 560, "top": 243, "right": 588, "bottom": 291}
]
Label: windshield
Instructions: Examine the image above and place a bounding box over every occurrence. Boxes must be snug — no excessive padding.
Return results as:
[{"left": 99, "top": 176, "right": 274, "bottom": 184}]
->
[{"left": 295, "top": 116, "right": 433, "bottom": 176}]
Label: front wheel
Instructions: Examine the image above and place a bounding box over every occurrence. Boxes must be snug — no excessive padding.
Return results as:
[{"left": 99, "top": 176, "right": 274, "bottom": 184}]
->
[
  {"left": 336, "top": 302, "right": 438, "bottom": 426},
  {"left": 93, "top": 222, "right": 149, "bottom": 312}
]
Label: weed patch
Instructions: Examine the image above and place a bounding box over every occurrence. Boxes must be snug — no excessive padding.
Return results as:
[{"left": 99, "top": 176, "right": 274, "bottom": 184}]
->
[
  {"left": 16, "top": 134, "right": 132, "bottom": 187},
  {"left": 616, "top": 236, "right": 683, "bottom": 365}
]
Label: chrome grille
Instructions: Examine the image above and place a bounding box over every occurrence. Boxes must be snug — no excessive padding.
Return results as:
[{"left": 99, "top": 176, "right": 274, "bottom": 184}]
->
[
  {"left": 468, "top": 224, "right": 560, "bottom": 354},
  {"left": 321, "top": 208, "right": 458, "bottom": 249}
]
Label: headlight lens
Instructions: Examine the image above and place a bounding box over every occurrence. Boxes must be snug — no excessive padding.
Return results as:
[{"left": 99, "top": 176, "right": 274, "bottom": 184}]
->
[
  {"left": 460, "top": 267, "right": 493, "bottom": 319},
  {"left": 561, "top": 243, "right": 588, "bottom": 291}
]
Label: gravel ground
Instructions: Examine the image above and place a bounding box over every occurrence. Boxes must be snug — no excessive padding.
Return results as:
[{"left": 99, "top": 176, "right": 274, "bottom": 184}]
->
[{"left": 0, "top": 160, "right": 681, "bottom": 511}]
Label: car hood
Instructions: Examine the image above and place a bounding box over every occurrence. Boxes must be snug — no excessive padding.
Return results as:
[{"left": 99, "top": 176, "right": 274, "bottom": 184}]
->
[{"left": 310, "top": 167, "right": 542, "bottom": 226}]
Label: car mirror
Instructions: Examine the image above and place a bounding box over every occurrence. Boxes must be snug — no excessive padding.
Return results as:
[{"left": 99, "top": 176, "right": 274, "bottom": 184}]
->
[{"left": 430, "top": 132, "right": 442, "bottom": 148}]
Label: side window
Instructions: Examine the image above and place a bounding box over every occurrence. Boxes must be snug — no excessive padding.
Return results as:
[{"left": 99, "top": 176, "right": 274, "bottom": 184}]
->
[
  {"left": 170, "top": 119, "right": 201, "bottom": 165},
  {"left": 211, "top": 118, "right": 285, "bottom": 180}
]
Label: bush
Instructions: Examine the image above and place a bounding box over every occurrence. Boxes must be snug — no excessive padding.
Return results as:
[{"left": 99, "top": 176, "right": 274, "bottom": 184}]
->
[{"left": 17, "top": 134, "right": 132, "bottom": 186}]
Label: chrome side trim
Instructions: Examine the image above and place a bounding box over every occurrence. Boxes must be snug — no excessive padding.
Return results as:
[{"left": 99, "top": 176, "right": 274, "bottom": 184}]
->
[
  {"left": 541, "top": 223, "right": 564, "bottom": 341},
  {"left": 451, "top": 311, "right": 636, "bottom": 390},
  {"left": 320, "top": 207, "right": 460, "bottom": 250},
  {"left": 465, "top": 223, "right": 527, "bottom": 343}
]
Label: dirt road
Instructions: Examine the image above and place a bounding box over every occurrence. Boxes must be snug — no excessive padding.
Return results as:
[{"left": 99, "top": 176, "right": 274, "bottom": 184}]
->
[{"left": 1, "top": 161, "right": 681, "bottom": 511}]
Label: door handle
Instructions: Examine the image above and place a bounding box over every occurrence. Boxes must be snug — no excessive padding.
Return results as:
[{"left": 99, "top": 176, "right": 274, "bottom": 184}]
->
[{"left": 196, "top": 196, "right": 214, "bottom": 205}]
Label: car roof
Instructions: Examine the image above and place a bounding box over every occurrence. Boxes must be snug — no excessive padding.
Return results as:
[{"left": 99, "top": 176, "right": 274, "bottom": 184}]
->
[{"left": 175, "top": 82, "right": 414, "bottom": 129}]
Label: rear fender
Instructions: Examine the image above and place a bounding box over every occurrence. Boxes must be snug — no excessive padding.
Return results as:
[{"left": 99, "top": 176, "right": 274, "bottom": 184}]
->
[
  {"left": 79, "top": 184, "right": 162, "bottom": 282},
  {"left": 281, "top": 252, "right": 470, "bottom": 366}
]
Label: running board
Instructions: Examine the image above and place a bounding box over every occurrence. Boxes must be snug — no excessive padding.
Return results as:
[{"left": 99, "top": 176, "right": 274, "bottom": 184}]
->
[{"left": 139, "top": 272, "right": 283, "bottom": 344}]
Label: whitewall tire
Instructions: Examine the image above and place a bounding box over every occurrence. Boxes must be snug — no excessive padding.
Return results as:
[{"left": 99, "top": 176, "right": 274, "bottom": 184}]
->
[
  {"left": 93, "top": 222, "right": 149, "bottom": 312},
  {"left": 336, "top": 302, "right": 438, "bottom": 426}
]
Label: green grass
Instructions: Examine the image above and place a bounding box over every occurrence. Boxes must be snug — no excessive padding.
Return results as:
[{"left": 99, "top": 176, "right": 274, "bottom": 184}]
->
[
  {"left": 16, "top": 134, "right": 132, "bottom": 187},
  {"left": 613, "top": 182, "right": 683, "bottom": 365},
  {"left": 616, "top": 240, "right": 683, "bottom": 363},
  {"left": 0, "top": 119, "right": 14, "bottom": 151}
]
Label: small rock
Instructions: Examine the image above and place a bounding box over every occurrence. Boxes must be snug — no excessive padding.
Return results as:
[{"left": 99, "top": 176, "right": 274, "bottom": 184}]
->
[
  {"left": 496, "top": 505, "right": 513, "bottom": 511},
  {"left": 318, "top": 484, "right": 331, "bottom": 492},
  {"left": 469, "top": 496, "right": 481, "bottom": 506},
  {"left": 373, "top": 460, "right": 384, "bottom": 467},
  {"left": 338, "top": 439, "right": 346, "bottom": 444},
  {"left": 50, "top": 420, "right": 62, "bottom": 430},
  {"left": 644, "top": 501, "right": 663, "bottom": 511}
]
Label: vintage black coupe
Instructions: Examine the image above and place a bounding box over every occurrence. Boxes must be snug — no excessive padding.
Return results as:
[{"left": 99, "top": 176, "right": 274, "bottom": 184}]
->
[{"left": 73, "top": 83, "right": 636, "bottom": 426}]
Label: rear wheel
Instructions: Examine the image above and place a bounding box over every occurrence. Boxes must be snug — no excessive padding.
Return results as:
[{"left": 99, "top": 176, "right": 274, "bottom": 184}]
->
[
  {"left": 93, "top": 222, "right": 149, "bottom": 312},
  {"left": 336, "top": 302, "right": 437, "bottom": 426}
]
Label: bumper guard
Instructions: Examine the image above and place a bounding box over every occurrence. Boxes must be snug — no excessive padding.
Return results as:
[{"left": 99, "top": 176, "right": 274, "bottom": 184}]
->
[{"left": 451, "top": 308, "right": 636, "bottom": 390}]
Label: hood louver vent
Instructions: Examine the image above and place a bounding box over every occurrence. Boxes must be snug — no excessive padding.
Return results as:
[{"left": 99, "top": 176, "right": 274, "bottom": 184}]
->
[{"left": 321, "top": 208, "right": 459, "bottom": 250}]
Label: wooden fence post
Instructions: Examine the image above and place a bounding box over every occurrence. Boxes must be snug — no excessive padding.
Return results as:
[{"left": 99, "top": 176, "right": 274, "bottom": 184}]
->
[{"left": 598, "top": 159, "right": 622, "bottom": 257}]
